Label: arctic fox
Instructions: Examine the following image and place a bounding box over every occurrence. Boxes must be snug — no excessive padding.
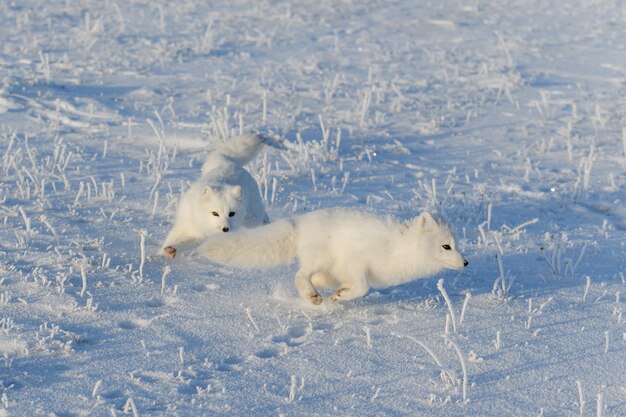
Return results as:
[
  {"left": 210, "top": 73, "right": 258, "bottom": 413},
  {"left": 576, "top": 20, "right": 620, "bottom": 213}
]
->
[
  {"left": 196, "top": 208, "right": 468, "bottom": 304},
  {"left": 161, "top": 134, "right": 277, "bottom": 259}
]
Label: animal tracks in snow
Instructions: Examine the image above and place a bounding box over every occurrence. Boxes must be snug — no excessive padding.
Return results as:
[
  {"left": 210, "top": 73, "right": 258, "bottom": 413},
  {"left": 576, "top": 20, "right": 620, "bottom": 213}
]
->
[
  {"left": 192, "top": 283, "right": 219, "bottom": 292},
  {"left": 254, "top": 347, "right": 280, "bottom": 359},
  {"left": 272, "top": 325, "right": 310, "bottom": 347},
  {"left": 117, "top": 318, "right": 149, "bottom": 330},
  {"left": 216, "top": 356, "right": 244, "bottom": 372}
]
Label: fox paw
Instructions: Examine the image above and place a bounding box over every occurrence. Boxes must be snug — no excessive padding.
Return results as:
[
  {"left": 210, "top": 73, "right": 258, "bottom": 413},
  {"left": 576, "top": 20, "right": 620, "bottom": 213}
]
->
[
  {"left": 308, "top": 292, "right": 322, "bottom": 305},
  {"left": 330, "top": 288, "right": 348, "bottom": 302},
  {"left": 164, "top": 246, "right": 177, "bottom": 259}
]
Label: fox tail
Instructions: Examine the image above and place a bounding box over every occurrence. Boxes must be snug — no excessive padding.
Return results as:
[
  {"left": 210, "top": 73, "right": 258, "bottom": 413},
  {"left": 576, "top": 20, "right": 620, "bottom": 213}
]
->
[
  {"left": 204, "top": 133, "right": 285, "bottom": 169},
  {"left": 196, "top": 219, "right": 298, "bottom": 268}
]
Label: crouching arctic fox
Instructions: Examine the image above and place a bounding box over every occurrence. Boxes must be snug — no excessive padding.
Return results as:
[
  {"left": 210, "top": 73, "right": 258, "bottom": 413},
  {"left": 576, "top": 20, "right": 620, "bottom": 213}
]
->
[
  {"left": 161, "top": 134, "right": 278, "bottom": 259},
  {"left": 196, "top": 208, "right": 468, "bottom": 304}
]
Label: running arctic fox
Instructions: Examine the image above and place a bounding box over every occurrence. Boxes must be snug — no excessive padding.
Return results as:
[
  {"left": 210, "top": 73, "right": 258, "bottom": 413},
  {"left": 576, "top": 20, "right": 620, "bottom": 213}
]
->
[
  {"left": 161, "top": 134, "right": 277, "bottom": 259},
  {"left": 197, "top": 208, "right": 468, "bottom": 304}
]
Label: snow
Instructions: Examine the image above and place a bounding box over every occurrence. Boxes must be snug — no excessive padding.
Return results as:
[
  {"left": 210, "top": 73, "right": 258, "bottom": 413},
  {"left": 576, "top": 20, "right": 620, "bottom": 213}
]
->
[{"left": 1, "top": 0, "right": 625, "bottom": 415}]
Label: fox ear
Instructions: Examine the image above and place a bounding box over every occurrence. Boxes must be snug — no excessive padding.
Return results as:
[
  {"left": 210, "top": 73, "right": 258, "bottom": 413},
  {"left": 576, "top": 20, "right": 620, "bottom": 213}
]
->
[
  {"left": 230, "top": 185, "right": 242, "bottom": 200},
  {"left": 202, "top": 186, "right": 214, "bottom": 197},
  {"left": 415, "top": 212, "right": 436, "bottom": 230}
]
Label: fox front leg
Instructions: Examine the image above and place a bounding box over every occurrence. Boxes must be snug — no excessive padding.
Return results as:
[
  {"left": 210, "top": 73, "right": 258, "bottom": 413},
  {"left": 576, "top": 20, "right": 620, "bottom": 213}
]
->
[
  {"left": 161, "top": 223, "right": 203, "bottom": 259},
  {"left": 163, "top": 246, "right": 177, "bottom": 259},
  {"left": 330, "top": 268, "right": 369, "bottom": 302}
]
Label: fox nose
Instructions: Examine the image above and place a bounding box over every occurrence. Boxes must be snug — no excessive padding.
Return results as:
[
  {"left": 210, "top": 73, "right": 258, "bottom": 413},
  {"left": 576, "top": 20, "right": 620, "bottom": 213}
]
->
[
  {"left": 222, "top": 227, "right": 230, "bottom": 232},
  {"left": 463, "top": 260, "right": 469, "bottom": 267}
]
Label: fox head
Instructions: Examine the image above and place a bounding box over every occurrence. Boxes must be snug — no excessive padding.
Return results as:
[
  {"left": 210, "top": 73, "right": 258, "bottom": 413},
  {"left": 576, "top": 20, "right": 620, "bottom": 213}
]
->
[
  {"left": 413, "top": 212, "right": 468, "bottom": 270},
  {"left": 200, "top": 185, "right": 245, "bottom": 233}
]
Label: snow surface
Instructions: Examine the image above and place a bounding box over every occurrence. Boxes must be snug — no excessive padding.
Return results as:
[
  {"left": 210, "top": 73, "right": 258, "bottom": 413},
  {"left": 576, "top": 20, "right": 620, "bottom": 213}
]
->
[{"left": 1, "top": 0, "right": 625, "bottom": 416}]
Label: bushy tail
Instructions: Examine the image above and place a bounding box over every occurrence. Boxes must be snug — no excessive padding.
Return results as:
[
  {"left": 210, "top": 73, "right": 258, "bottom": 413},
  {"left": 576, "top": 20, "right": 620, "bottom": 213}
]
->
[
  {"left": 206, "top": 133, "right": 285, "bottom": 168},
  {"left": 196, "top": 219, "right": 297, "bottom": 268}
]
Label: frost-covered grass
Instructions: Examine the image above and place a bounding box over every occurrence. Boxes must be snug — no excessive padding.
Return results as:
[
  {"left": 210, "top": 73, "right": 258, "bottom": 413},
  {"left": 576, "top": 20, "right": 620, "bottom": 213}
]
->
[{"left": 1, "top": 0, "right": 625, "bottom": 416}]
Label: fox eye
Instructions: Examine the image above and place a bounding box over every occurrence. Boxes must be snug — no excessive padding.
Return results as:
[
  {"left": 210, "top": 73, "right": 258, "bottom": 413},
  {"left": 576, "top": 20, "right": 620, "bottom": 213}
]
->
[
  {"left": 442, "top": 244, "right": 451, "bottom": 250},
  {"left": 228, "top": 212, "right": 235, "bottom": 217},
  {"left": 212, "top": 211, "right": 219, "bottom": 217}
]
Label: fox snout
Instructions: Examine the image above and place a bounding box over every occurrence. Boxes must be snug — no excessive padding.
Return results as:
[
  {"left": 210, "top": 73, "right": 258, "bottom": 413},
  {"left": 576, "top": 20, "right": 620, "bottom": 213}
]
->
[
  {"left": 222, "top": 227, "right": 230, "bottom": 232},
  {"left": 448, "top": 256, "right": 468, "bottom": 270},
  {"left": 457, "top": 257, "right": 469, "bottom": 269}
]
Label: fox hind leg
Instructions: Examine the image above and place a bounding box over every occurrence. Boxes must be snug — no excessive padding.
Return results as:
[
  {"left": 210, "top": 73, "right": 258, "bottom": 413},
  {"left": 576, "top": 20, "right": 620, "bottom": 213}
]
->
[
  {"left": 294, "top": 269, "right": 322, "bottom": 305},
  {"left": 310, "top": 272, "right": 336, "bottom": 289}
]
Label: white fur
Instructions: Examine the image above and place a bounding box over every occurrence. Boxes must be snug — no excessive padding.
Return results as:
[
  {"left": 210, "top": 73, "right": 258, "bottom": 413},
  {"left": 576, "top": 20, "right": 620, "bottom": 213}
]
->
[
  {"left": 196, "top": 208, "right": 468, "bottom": 304},
  {"left": 161, "top": 134, "right": 272, "bottom": 257}
]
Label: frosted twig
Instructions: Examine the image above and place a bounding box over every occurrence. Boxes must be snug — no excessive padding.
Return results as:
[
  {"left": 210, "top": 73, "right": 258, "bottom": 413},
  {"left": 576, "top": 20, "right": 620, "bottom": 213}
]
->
[
  {"left": 576, "top": 380, "right": 585, "bottom": 416},
  {"left": 495, "top": 254, "right": 506, "bottom": 295},
  {"left": 508, "top": 218, "right": 538, "bottom": 234},
  {"left": 146, "top": 118, "right": 164, "bottom": 142},
  {"left": 287, "top": 375, "right": 297, "bottom": 403},
  {"left": 245, "top": 307, "right": 260, "bottom": 332},
  {"left": 459, "top": 293, "right": 472, "bottom": 325},
  {"left": 582, "top": 276, "right": 591, "bottom": 301},
  {"left": 262, "top": 91, "right": 267, "bottom": 123},
  {"left": 492, "top": 233, "right": 504, "bottom": 255},
  {"left": 319, "top": 114, "right": 329, "bottom": 149},
  {"left": 572, "top": 244, "right": 587, "bottom": 273},
  {"left": 280, "top": 153, "right": 296, "bottom": 171},
  {"left": 138, "top": 229, "right": 147, "bottom": 283},
  {"left": 335, "top": 128, "right": 342, "bottom": 150},
  {"left": 397, "top": 335, "right": 443, "bottom": 367},
  {"left": 363, "top": 326, "right": 372, "bottom": 348},
  {"left": 477, "top": 224, "right": 487, "bottom": 246},
  {"left": 18, "top": 207, "right": 31, "bottom": 234},
  {"left": 594, "top": 290, "right": 608, "bottom": 304},
  {"left": 92, "top": 380, "right": 102, "bottom": 398},
  {"left": 371, "top": 386, "right": 380, "bottom": 401},
  {"left": 112, "top": 1, "right": 125, "bottom": 32},
  {"left": 149, "top": 174, "right": 161, "bottom": 200},
  {"left": 437, "top": 279, "right": 457, "bottom": 333},
  {"left": 447, "top": 338, "right": 468, "bottom": 404},
  {"left": 536, "top": 297, "right": 554, "bottom": 314},
  {"left": 340, "top": 172, "right": 350, "bottom": 194},
  {"left": 150, "top": 191, "right": 159, "bottom": 218},
  {"left": 73, "top": 181, "right": 85, "bottom": 207},
  {"left": 160, "top": 265, "right": 171, "bottom": 296},
  {"left": 270, "top": 177, "right": 278, "bottom": 206},
  {"left": 310, "top": 168, "right": 317, "bottom": 191},
  {"left": 494, "top": 30, "right": 513, "bottom": 68},
  {"left": 80, "top": 265, "right": 87, "bottom": 298},
  {"left": 40, "top": 215, "right": 59, "bottom": 246},
  {"left": 525, "top": 316, "right": 532, "bottom": 330},
  {"left": 127, "top": 397, "right": 140, "bottom": 417}
]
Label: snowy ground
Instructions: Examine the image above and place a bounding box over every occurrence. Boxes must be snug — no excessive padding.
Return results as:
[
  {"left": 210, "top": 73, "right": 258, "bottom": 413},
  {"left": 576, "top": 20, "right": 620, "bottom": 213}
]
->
[{"left": 1, "top": 0, "right": 625, "bottom": 416}]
